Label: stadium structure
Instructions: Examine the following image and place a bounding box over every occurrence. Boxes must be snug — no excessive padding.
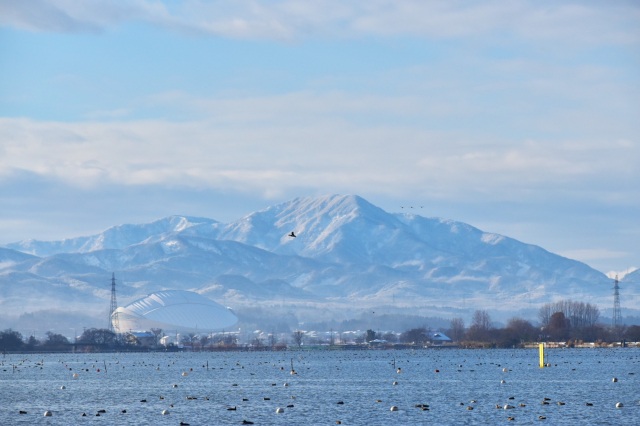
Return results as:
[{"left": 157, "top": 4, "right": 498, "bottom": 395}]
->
[{"left": 111, "top": 290, "right": 238, "bottom": 334}]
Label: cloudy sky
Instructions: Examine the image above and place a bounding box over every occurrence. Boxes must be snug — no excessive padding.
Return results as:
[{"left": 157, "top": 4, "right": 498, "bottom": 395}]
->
[{"left": 0, "top": 0, "right": 638, "bottom": 275}]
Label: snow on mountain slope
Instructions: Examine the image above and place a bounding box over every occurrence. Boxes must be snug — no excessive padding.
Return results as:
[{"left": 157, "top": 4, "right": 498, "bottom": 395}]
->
[
  {"left": 621, "top": 268, "right": 639, "bottom": 282},
  {"left": 211, "top": 195, "right": 607, "bottom": 299},
  {"left": 218, "top": 195, "right": 442, "bottom": 264},
  {"left": 6, "top": 215, "right": 217, "bottom": 256},
  {"left": 1, "top": 194, "right": 618, "bottom": 324},
  {"left": 0, "top": 247, "right": 37, "bottom": 270}
]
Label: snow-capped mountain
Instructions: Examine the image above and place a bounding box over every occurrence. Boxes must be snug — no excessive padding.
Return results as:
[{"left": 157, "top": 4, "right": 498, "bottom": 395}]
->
[
  {"left": 620, "top": 268, "right": 639, "bottom": 282},
  {"left": 1, "top": 195, "right": 620, "bottom": 328},
  {"left": 8, "top": 215, "right": 218, "bottom": 256}
]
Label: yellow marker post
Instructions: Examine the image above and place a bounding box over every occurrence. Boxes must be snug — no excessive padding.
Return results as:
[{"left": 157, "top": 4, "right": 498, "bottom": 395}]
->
[{"left": 539, "top": 343, "right": 545, "bottom": 368}]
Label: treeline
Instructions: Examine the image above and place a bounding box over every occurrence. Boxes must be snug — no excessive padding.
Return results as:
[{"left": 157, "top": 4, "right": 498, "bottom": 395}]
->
[
  {"left": 3, "top": 299, "right": 640, "bottom": 352},
  {"left": 0, "top": 330, "right": 71, "bottom": 352},
  {"left": 538, "top": 300, "right": 600, "bottom": 336},
  {"left": 447, "top": 300, "right": 639, "bottom": 347},
  {"left": 0, "top": 328, "right": 123, "bottom": 352}
]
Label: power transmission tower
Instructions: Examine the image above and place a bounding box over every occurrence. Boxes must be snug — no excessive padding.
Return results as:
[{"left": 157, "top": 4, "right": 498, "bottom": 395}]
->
[
  {"left": 612, "top": 275, "right": 621, "bottom": 330},
  {"left": 109, "top": 273, "right": 119, "bottom": 333}
]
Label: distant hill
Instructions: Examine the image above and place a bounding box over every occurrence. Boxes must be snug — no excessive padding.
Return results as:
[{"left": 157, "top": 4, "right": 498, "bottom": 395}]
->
[{"left": 1, "top": 194, "right": 621, "bottom": 331}]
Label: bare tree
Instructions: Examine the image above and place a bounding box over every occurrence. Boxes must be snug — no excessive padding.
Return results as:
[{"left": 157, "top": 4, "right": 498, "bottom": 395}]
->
[
  {"left": 381, "top": 332, "right": 397, "bottom": 343},
  {"left": 78, "top": 328, "right": 117, "bottom": 346},
  {"left": 267, "top": 332, "right": 277, "bottom": 349},
  {"left": 291, "top": 330, "right": 304, "bottom": 347},
  {"left": 538, "top": 300, "right": 600, "bottom": 332},
  {"left": 467, "top": 310, "right": 492, "bottom": 341},
  {"left": 473, "top": 310, "right": 491, "bottom": 329},
  {"left": 548, "top": 311, "right": 570, "bottom": 341},
  {"left": 538, "top": 303, "right": 553, "bottom": 328},
  {"left": 399, "top": 327, "right": 429, "bottom": 345},
  {"left": 251, "top": 336, "right": 264, "bottom": 348},
  {"left": 199, "top": 335, "right": 211, "bottom": 349},
  {"left": 0, "top": 329, "right": 24, "bottom": 351},
  {"left": 150, "top": 328, "right": 163, "bottom": 348},
  {"left": 449, "top": 318, "right": 465, "bottom": 342},
  {"left": 625, "top": 325, "right": 640, "bottom": 341},
  {"left": 44, "top": 331, "right": 70, "bottom": 348},
  {"left": 506, "top": 317, "right": 538, "bottom": 342}
]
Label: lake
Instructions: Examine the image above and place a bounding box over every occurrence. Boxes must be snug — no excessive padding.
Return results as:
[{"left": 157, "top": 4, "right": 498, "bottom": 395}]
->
[{"left": 1, "top": 348, "right": 638, "bottom": 425}]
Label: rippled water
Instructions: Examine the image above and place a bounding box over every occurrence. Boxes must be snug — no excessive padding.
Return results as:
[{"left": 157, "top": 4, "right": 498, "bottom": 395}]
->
[{"left": 1, "top": 348, "right": 638, "bottom": 425}]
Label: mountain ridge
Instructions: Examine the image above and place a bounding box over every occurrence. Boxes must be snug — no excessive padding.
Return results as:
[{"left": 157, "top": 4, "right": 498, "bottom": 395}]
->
[{"left": 1, "top": 194, "right": 622, "bottom": 331}]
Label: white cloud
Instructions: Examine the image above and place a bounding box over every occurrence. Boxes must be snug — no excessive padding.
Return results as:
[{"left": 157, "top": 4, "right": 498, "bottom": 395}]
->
[
  {"left": 605, "top": 267, "right": 638, "bottom": 280},
  {"left": 1, "top": 83, "right": 638, "bottom": 204},
  {"left": 0, "top": 0, "right": 151, "bottom": 33},
  {"left": 1, "top": 0, "right": 638, "bottom": 45}
]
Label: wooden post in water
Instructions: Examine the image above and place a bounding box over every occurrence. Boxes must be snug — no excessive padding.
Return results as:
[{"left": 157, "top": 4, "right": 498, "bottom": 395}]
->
[{"left": 538, "top": 343, "right": 545, "bottom": 368}]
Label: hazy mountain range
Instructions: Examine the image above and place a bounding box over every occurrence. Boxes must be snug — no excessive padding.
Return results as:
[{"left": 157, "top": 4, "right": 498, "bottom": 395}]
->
[{"left": 1, "top": 195, "right": 633, "bottom": 333}]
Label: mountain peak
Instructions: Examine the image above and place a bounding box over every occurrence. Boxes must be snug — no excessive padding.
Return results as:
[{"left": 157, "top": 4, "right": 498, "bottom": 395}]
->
[
  {"left": 274, "top": 194, "right": 380, "bottom": 222},
  {"left": 1, "top": 194, "right": 621, "bottom": 328},
  {"left": 5, "top": 214, "right": 218, "bottom": 256}
]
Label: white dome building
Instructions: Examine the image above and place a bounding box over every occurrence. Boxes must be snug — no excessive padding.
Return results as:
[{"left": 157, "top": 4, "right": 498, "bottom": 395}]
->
[{"left": 112, "top": 290, "right": 237, "bottom": 333}]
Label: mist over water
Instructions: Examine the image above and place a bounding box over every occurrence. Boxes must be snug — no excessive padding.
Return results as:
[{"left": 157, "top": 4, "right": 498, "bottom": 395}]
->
[{"left": 1, "top": 348, "right": 638, "bottom": 425}]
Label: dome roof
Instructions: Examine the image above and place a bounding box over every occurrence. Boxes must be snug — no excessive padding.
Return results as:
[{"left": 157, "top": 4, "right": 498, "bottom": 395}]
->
[{"left": 113, "top": 290, "right": 237, "bottom": 333}]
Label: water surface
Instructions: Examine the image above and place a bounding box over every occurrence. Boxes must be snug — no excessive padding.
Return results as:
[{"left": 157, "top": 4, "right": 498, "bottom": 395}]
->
[{"left": 1, "top": 348, "right": 638, "bottom": 425}]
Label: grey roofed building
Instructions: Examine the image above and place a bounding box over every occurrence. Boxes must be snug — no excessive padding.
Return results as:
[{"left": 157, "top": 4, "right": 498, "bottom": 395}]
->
[{"left": 430, "top": 331, "right": 452, "bottom": 343}]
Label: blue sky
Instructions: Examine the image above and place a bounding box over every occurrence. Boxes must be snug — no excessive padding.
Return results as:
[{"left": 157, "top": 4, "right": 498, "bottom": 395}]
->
[{"left": 0, "top": 0, "right": 638, "bottom": 275}]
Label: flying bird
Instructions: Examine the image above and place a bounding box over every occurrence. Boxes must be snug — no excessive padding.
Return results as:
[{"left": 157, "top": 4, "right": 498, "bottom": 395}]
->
[{"left": 288, "top": 232, "right": 297, "bottom": 238}]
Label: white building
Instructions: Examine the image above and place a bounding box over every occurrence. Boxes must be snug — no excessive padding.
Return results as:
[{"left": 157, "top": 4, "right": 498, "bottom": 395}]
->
[{"left": 112, "top": 290, "right": 238, "bottom": 334}]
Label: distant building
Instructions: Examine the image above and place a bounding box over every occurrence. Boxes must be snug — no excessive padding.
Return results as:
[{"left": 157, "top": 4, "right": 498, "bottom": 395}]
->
[
  {"left": 124, "top": 331, "right": 156, "bottom": 347},
  {"left": 430, "top": 331, "right": 452, "bottom": 345},
  {"left": 112, "top": 290, "right": 238, "bottom": 334}
]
